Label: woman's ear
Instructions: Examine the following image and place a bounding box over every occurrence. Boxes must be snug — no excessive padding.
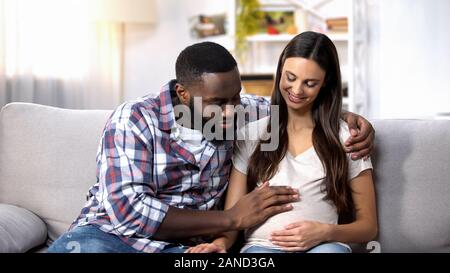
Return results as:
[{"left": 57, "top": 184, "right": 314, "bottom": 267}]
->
[{"left": 175, "top": 83, "right": 190, "bottom": 105}]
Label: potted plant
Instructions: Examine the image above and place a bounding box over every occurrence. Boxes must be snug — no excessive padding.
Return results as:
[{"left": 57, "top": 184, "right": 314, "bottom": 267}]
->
[{"left": 235, "top": 0, "right": 263, "bottom": 61}]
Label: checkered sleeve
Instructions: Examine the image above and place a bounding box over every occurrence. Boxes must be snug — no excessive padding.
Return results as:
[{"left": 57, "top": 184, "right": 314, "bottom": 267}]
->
[
  {"left": 240, "top": 94, "right": 271, "bottom": 123},
  {"left": 98, "top": 119, "right": 169, "bottom": 238}
]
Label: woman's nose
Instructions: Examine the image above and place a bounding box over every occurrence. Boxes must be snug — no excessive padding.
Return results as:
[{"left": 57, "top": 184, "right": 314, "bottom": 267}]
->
[{"left": 289, "top": 82, "right": 304, "bottom": 95}]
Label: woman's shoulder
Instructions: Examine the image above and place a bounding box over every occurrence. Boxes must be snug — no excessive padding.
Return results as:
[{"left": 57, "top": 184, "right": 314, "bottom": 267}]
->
[{"left": 236, "top": 116, "right": 271, "bottom": 142}]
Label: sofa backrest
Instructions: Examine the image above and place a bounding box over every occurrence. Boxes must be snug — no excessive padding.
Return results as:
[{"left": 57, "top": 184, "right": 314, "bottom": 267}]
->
[
  {"left": 1, "top": 103, "right": 450, "bottom": 252},
  {"left": 368, "top": 119, "right": 450, "bottom": 252},
  {"left": 0, "top": 103, "right": 111, "bottom": 242}
]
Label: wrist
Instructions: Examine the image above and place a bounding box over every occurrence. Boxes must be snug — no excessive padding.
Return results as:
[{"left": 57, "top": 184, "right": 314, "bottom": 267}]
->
[
  {"left": 212, "top": 237, "right": 228, "bottom": 250},
  {"left": 223, "top": 209, "right": 239, "bottom": 231},
  {"left": 323, "top": 223, "right": 336, "bottom": 242}
]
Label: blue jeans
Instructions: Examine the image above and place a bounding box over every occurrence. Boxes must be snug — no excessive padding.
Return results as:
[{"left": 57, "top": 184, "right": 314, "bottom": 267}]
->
[
  {"left": 241, "top": 243, "right": 351, "bottom": 253},
  {"left": 47, "top": 225, "right": 189, "bottom": 253}
]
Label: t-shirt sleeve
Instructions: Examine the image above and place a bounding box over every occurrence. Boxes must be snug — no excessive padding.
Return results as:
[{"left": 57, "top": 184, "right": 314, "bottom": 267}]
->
[
  {"left": 232, "top": 138, "right": 254, "bottom": 175},
  {"left": 231, "top": 120, "right": 262, "bottom": 175},
  {"left": 348, "top": 155, "right": 373, "bottom": 180},
  {"left": 339, "top": 120, "right": 373, "bottom": 181}
]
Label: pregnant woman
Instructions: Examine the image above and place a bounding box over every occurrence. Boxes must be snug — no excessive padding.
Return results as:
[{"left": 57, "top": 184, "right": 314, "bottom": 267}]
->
[{"left": 186, "top": 31, "right": 378, "bottom": 253}]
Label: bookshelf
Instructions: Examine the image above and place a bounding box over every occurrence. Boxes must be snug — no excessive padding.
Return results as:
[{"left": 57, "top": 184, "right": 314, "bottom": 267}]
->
[{"left": 238, "top": 0, "right": 368, "bottom": 114}]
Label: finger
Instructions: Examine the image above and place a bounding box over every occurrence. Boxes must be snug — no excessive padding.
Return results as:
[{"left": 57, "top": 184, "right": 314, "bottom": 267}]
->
[
  {"left": 200, "top": 246, "right": 212, "bottom": 253},
  {"left": 271, "top": 235, "right": 298, "bottom": 242},
  {"left": 345, "top": 122, "right": 373, "bottom": 146},
  {"left": 351, "top": 147, "right": 371, "bottom": 161},
  {"left": 262, "top": 194, "right": 299, "bottom": 209},
  {"left": 271, "top": 229, "right": 297, "bottom": 237},
  {"left": 262, "top": 186, "right": 299, "bottom": 200},
  {"left": 198, "top": 245, "right": 211, "bottom": 253},
  {"left": 189, "top": 246, "right": 202, "bottom": 253},
  {"left": 257, "top": 181, "right": 269, "bottom": 190},
  {"left": 263, "top": 204, "right": 293, "bottom": 219},
  {"left": 271, "top": 241, "right": 300, "bottom": 247},
  {"left": 345, "top": 132, "right": 372, "bottom": 153},
  {"left": 204, "top": 245, "right": 220, "bottom": 253},
  {"left": 281, "top": 246, "right": 306, "bottom": 252},
  {"left": 345, "top": 113, "right": 358, "bottom": 135},
  {"left": 185, "top": 247, "right": 198, "bottom": 253},
  {"left": 285, "top": 222, "right": 303, "bottom": 230},
  {"left": 194, "top": 245, "right": 210, "bottom": 253}
]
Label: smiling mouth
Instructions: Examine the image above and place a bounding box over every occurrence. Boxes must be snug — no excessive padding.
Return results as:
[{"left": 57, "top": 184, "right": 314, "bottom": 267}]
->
[{"left": 287, "top": 91, "right": 307, "bottom": 103}]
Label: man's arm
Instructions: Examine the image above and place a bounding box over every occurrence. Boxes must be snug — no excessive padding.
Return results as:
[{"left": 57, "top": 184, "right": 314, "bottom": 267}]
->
[
  {"left": 154, "top": 183, "right": 298, "bottom": 240},
  {"left": 341, "top": 111, "right": 375, "bottom": 160},
  {"left": 100, "top": 118, "right": 298, "bottom": 241}
]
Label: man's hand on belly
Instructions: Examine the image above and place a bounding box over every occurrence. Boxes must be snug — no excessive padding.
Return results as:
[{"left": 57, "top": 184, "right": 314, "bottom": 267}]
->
[{"left": 226, "top": 182, "right": 300, "bottom": 230}]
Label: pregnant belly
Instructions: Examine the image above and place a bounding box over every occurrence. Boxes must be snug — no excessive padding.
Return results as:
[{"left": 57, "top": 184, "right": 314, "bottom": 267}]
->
[{"left": 246, "top": 200, "right": 338, "bottom": 243}]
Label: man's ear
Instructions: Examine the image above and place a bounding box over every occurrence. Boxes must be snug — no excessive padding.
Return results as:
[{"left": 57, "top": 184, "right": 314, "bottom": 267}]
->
[{"left": 175, "top": 83, "right": 190, "bottom": 105}]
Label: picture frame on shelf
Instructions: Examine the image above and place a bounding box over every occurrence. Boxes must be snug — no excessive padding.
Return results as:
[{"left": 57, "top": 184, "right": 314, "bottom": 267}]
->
[
  {"left": 257, "top": 9, "right": 297, "bottom": 35},
  {"left": 189, "top": 13, "right": 227, "bottom": 39}
]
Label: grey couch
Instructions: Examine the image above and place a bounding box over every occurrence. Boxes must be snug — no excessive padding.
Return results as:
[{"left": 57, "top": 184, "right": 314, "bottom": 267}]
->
[{"left": 0, "top": 102, "right": 449, "bottom": 253}]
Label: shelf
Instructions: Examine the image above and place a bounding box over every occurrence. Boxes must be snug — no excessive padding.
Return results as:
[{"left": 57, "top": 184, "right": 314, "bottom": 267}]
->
[{"left": 247, "top": 33, "right": 349, "bottom": 43}]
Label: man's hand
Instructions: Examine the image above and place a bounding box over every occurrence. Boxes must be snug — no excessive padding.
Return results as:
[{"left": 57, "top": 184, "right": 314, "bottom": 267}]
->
[
  {"left": 226, "top": 182, "right": 299, "bottom": 230},
  {"left": 185, "top": 243, "right": 227, "bottom": 253},
  {"left": 342, "top": 112, "right": 375, "bottom": 160}
]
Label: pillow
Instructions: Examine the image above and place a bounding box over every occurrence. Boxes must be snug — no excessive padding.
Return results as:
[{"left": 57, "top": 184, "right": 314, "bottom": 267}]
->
[{"left": 0, "top": 204, "right": 47, "bottom": 253}]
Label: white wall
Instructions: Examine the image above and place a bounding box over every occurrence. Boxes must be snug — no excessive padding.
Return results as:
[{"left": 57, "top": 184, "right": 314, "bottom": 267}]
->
[
  {"left": 123, "top": 0, "right": 235, "bottom": 101},
  {"left": 123, "top": 0, "right": 450, "bottom": 119},
  {"left": 368, "top": 0, "right": 450, "bottom": 119}
]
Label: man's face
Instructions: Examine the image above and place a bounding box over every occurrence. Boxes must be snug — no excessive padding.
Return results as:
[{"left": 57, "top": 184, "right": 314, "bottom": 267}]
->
[{"left": 178, "top": 67, "right": 242, "bottom": 141}]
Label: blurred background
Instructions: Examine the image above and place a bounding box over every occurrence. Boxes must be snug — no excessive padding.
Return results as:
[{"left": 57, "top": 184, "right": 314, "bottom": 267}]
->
[{"left": 0, "top": 0, "right": 449, "bottom": 119}]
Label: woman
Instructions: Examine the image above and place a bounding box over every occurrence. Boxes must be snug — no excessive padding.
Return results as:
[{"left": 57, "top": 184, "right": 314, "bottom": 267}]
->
[{"left": 187, "top": 31, "right": 377, "bottom": 253}]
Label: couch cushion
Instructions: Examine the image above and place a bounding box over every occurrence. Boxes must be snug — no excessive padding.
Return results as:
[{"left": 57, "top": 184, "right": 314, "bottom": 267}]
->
[
  {"left": 0, "top": 204, "right": 47, "bottom": 252},
  {"left": 369, "top": 119, "right": 450, "bottom": 252},
  {"left": 0, "top": 103, "right": 111, "bottom": 242}
]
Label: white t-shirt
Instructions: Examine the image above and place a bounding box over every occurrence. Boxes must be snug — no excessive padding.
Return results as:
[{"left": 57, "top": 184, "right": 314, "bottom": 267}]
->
[{"left": 232, "top": 116, "right": 373, "bottom": 249}]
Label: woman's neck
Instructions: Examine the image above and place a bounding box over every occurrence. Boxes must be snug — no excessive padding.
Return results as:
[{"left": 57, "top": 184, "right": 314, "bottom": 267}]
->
[{"left": 287, "top": 107, "right": 314, "bottom": 132}]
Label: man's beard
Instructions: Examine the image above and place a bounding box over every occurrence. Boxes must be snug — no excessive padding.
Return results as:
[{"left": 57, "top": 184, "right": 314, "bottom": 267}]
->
[{"left": 188, "top": 97, "right": 237, "bottom": 144}]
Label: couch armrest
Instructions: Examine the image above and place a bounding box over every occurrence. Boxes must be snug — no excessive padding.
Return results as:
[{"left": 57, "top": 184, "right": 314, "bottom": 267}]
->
[{"left": 0, "top": 204, "right": 47, "bottom": 253}]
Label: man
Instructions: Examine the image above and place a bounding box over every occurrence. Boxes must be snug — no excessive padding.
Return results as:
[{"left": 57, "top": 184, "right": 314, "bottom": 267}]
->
[{"left": 48, "top": 42, "right": 374, "bottom": 253}]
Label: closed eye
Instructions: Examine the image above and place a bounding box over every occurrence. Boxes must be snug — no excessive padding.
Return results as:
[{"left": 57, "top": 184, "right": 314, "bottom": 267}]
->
[
  {"left": 286, "top": 74, "right": 296, "bottom": 82},
  {"left": 305, "top": 81, "right": 318, "bottom": 88}
]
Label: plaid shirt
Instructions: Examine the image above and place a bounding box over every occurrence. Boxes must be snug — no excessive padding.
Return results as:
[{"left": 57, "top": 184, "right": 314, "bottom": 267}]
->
[{"left": 71, "top": 80, "right": 270, "bottom": 252}]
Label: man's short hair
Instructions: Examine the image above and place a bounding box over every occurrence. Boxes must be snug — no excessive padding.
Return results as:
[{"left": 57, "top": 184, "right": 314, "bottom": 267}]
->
[{"left": 175, "top": 42, "right": 237, "bottom": 86}]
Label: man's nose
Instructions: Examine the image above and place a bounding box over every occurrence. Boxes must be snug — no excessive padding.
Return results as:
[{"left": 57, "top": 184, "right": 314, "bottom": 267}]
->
[{"left": 222, "top": 105, "right": 235, "bottom": 120}]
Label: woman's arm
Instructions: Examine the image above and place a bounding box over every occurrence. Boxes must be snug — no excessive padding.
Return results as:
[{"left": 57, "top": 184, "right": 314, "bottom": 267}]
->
[
  {"left": 211, "top": 167, "right": 250, "bottom": 250},
  {"left": 186, "top": 167, "right": 290, "bottom": 253},
  {"left": 325, "top": 169, "right": 378, "bottom": 243}
]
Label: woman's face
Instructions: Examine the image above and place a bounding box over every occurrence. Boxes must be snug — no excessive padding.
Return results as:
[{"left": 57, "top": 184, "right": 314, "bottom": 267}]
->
[{"left": 279, "top": 57, "right": 326, "bottom": 112}]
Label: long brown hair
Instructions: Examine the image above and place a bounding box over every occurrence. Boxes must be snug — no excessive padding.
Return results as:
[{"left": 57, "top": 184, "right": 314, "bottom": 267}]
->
[{"left": 247, "top": 31, "right": 352, "bottom": 214}]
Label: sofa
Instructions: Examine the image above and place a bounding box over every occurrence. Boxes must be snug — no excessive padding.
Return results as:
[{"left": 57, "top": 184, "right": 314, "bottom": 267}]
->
[{"left": 0, "top": 102, "right": 449, "bottom": 253}]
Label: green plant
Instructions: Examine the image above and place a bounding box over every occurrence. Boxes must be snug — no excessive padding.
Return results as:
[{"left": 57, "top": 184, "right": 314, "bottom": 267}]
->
[{"left": 236, "top": 0, "right": 263, "bottom": 61}]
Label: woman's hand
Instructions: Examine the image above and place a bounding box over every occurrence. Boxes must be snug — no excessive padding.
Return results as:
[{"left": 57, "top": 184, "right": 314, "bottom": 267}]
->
[
  {"left": 270, "top": 221, "right": 332, "bottom": 252},
  {"left": 185, "top": 242, "right": 227, "bottom": 253}
]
